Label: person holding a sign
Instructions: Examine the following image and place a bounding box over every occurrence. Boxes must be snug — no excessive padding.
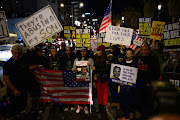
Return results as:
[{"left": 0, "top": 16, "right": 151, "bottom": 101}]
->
[
  {"left": 72, "top": 47, "right": 94, "bottom": 114},
  {"left": 136, "top": 43, "right": 160, "bottom": 119},
  {"left": 117, "top": 48, "right": 137, "bottom": 120},
  {"left": 93, "top": 44, "right": 109, "bottom": 114}
]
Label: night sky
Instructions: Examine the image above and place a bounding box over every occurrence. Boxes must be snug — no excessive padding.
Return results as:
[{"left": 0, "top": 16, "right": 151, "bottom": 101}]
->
[{"left": 84, "top": 0, "right": 144, "bottom": 23}]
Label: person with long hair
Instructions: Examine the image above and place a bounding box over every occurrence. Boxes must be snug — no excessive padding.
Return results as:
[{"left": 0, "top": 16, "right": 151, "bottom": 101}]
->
[
  {"left": 49, "top": 48, "right": 61, "bottom": 70},
  {"left": 92, "top": 44, "right": 109, "bottom": 114},
  {"left": 72, "top": 47, "right": 94, "bottom": 114}
]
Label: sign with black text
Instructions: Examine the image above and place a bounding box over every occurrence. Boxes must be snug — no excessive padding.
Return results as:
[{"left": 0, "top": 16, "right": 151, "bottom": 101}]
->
[
  {"left": 64, "top": 26, "right": 76, "bottom": 39},
  {"left": 139, "top": 18, "right": 151, "bottom": 36},
  {"left": 76, "top": 29, "right": 90, "bottom": 48},
  {"left": 163, "top": 22, "right": 180, "bottom": 51},
  {"left": 150, "top": 21, "right": 165, "bottom": 41},
  {"left": 0, "top": 11, "right": 9, "bottom": 41},
  {"left": 16, "top": 5, "right": 63, "bottom": 48},
  {"left": 110, "top": 63, "right": 138, "bottom": 87}
]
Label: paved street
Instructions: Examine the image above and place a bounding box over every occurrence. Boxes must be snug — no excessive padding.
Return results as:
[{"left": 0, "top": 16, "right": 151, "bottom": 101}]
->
[{"left": 9, "top": 98, "right": 121, "bottom": 120}]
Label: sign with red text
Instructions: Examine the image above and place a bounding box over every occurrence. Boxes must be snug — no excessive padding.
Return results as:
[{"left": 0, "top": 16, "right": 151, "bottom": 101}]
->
[
  {"left": 16, "top": 5, "right": 63, "bottom": 48},
  {"left": 150, "top": 21, "right": 165, "bottom": 41}
]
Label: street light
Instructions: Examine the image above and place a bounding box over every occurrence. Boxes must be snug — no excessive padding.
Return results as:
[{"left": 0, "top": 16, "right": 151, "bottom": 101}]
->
[
  {"left": 158, "top": 4, "right": 162, "bottom": 20},
  {"left": 79, "top": 3, "right": 84, "bottom": 8},
  {"left": 60, "top": 3, "right": 64, "bottom": 7},
  {"left": 82, "top": 14, "right": 85, "bottom": 18}
]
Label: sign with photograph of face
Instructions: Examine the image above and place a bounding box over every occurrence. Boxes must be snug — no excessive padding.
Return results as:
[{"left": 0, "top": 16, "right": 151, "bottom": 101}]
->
[
  {"left": 76, "top": 61, "right": 90, "bottom": 81},
  {"left": 110, "top": 63, "right": 138, "bottom": 87}
]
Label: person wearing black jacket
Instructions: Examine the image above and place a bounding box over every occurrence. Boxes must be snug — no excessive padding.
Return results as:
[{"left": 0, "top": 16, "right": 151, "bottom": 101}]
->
[
  {"left": 61, "top": 46, "right": 76, "bottom": 70},
  {"left": 136, "top": 43, "right": 160, "bottom": 119},
  {"left": 93, "top": 44, "right": 109, "bottom": 113}
]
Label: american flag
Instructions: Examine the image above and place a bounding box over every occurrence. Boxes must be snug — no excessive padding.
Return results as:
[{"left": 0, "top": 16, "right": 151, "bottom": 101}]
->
[
  {"left": 34, "top": 69, "right": 92, "bottom": 104},
  {"left": 99, "top": 0, "right": 112, "bottom": 33}
]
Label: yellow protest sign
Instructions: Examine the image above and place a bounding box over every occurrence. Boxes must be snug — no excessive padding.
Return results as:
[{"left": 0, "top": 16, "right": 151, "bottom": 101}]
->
[
  {"left": 139, "top": 18, "right": 151, "bottom": 36},
  {"left": 76, "top": 29, "right": 90, "bottom": 48},
  {"left": 150, "top": 21, "right": 165, "bottom": 41}
]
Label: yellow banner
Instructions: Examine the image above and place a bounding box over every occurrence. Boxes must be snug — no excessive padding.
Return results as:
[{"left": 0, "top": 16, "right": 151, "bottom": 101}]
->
[
  {"left": 164, "top": 38, "right": 180, "bottom": 46},
  {"left": 150, "top": 21, "right": 165, "bottom": 41}
]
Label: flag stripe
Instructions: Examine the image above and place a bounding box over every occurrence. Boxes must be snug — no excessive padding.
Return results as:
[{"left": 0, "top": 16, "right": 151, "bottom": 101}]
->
[
  {"left": 99, "top": 0, "right": 112, "bottom": 33},
  {"left": 34, "top": 69, "right": 91, "bottom": 104}
]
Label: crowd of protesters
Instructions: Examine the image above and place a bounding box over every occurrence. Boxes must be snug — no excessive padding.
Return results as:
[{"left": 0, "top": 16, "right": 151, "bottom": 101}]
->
[{"left": 1, "top": 38, "right": 180, "bottom": 120}]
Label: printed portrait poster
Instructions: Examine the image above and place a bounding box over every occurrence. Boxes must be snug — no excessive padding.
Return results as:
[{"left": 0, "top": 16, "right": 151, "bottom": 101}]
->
[
  {"left": 76, "top": 61, "right": 90, "bottom": 81},
  {"left": 110, "top": 63, "right": 138, "bottom": 87}
]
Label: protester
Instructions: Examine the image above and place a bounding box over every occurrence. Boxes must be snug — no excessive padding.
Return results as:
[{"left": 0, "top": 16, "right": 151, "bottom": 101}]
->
[
  {"left": 61, "top": 46, "right": 76, "bottom": 112},
  {"left": 61, "top": 46, "right": 76, "bottom": 70},
  {"left": 93, "top": 44, "right": 109, "bottom": 114},
  {"left": 3, "top": 45, "right": 33, "bottom": 118},
  {"left": 49, "top": 48, "right": 61, "bottom": 70},
  {"left": 72, "top": 47, "right": 94, "bottom": 114},
  {"left": 117, "top": 48, "right": 137, "bottom": 120},
  {"left": 136, "top": 43, "right": 160, "bottom": 119}
]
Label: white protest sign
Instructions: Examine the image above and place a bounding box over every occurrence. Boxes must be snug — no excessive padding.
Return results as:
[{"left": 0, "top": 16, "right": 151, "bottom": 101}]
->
[
  {"left": 16, "top": 5, "right": 63, "bottom": 48},
  {"left": 110, "top": 63, "right": 138, "bottom": 87},
  {"left": 133, "top": 36, "right": 144, "bottom": 46},
  {"left": 105, "top": 25, "right": 133, "bottom": 46},
  {"left": 0, "top": 11, "right": 9, "bottom": 41}
]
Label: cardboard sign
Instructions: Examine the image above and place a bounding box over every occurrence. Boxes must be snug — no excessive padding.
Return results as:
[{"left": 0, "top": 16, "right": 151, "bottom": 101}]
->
[
  {"left": 76, "top": 29, "right": 90, "bottom": 48},
  {"left": 64, "top": 26, "right": 76, "bottom": 39},
  {"left": 0, "top": 11, "right": 9, "bottom": 41},
  {"left": 110, "top": 63, "right": 138, "bottom": 87},
  {"left": 139, "top": 18, "right": 151, "bottom": 36},
  {"left": 150, "top": 21, "right": 165, "bottom": 41},
  {"left": 105, "top": 25, "right": 133, "bottom": 46},
  {"left": 16, "top": 5, "right": 63, "bottom": 48},
  {"left": 76, "top": 61, "right": 90, "bottom": 81},
  {"left": 163, "top": 22, "right": 180, "bottom": 51}
]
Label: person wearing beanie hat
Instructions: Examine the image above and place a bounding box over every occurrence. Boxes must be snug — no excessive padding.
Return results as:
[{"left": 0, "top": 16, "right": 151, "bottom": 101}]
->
[
  {"left": 96, "top": 44, "right": 105, "bottom": 51},
  {"left": 93, "top": 44, "right": 109, "bottom": 114}
]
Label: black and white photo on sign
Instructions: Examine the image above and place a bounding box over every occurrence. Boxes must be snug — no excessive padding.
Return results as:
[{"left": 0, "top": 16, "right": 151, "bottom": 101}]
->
[
  {"left": 76, "top": 61, "right": 90, "bottom": 81},
  {"left": 110, "top": 63, "right": 138, "bottom": 85},
  {"left": 15, "top": 5, "right": 63, "bottom": 48}
]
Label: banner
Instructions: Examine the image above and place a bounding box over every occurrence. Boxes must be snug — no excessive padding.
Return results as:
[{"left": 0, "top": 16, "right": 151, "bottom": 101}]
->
[
  {"left": 76, "top": 61, "right": 90, "bottom": 81},
  {"left": 109, "top": 63, "right": 138, "bottom": 87},
  {"left": 76, "top": 29, "right": 90, "bottom": 48},
  {"left": 16, "top": 5, "right": 63, "bottom": 48},
  {"left": 162, "top": 72, "right": 180, "bottom": 93},
  {"left": 150, "top": 21, "right": 165, "bottom": 41},
  {"left": 105, "top": 25, "right": 133, "bottom": 46},
  {"left": 34, "top": 69, "right": 92, "bottom": 104},
  {"left": 0, "top": 11, "right": 9, "bottom": 41},
  {"left": 139, "top": 18, "right": 151, "bottom": 36},
  {"left": 64, "top": 26, "right": 76, "bottom": 39},
  {"left": 163, "top": 22, "right": 180, "bottom": 51}
]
